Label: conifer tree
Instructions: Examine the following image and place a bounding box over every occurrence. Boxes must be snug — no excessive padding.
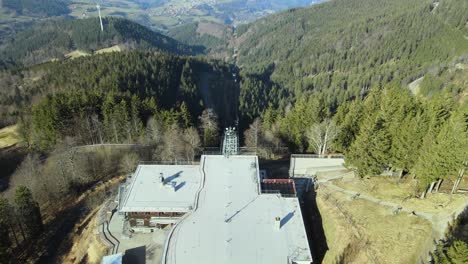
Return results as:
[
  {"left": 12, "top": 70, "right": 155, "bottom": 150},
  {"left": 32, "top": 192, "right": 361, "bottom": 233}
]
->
[
  {"left": 178, "top": 102, "right": 192, "bottom": 129},
  {"left": 346, "top": 114, "right": 391, "bottom": 177},
  {"left": 0, "top": 198, "right": 12, "bottom": 263},
  {"left": 199, "top": 109, "right": 219, "bottom": 147},
  {"left": 14, "top": 186, "right": 43, "bottom": 239},
  {"left": 434, "top": 240, "right": 468, "bottom": 264},
  {"left": 130, "top": 95, "right": 144, "bottom": 141},
  {"left": 389, "top": 113, "right": 426, "bottom": 172},
  {"left": 333, "top": 100, "right": 364, "bottom": 153},
  {"left": 413, "top": 104, "right": 467, "bottom": 191}
]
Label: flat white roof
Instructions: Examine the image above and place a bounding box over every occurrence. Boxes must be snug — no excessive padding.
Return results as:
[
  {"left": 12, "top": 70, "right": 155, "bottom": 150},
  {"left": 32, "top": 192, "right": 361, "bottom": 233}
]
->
[
  {"left": 164, "top": 155, "right": 312, "bottom": 264},
  {"left": 120, "top": 165, "right": 202, "bottom": 213}
]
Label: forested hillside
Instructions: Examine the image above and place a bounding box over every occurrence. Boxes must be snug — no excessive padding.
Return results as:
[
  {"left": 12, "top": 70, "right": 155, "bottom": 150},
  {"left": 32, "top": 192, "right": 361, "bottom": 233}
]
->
[
  {"left": 0, "top": 46, "right": 239, "bottom": 261},
  {"left": 167, "top": 21, "right": 233, "bottom": 56},
  {"left": 2, "top": 0, "right": 70, "bottom": 16},
  {"left": 236, "top": 0, "right": 467, "bottom": 197},
  {"left": 0, "top": 51, "right": 238, "bottom": 150},
  {"left": 236, "top": 0, "right": 468, "bottom": 118},
  {"left": 0, "top": 0, "right": 467, "bottom": 262},
  {"left": 0, "top": 17, "right": 201, "bottom": 68}
]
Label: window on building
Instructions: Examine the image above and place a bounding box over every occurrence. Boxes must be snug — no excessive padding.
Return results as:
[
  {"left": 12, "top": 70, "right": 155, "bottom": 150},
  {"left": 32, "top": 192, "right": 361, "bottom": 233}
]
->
[{"left": 136, "top": 219, "right": 145, "bottom": 226}]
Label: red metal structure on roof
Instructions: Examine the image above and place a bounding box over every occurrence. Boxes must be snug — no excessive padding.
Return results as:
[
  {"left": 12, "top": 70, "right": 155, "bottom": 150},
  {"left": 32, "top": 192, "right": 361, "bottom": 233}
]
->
[{"left": 261, "top": 179, "right": 297, "bottom": 197}]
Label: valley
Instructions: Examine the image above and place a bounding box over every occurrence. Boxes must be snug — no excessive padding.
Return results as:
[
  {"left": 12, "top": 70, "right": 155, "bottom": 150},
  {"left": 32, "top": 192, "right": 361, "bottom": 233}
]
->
[
  {"left": 0, "top": 0, "right": 324, "bottom": 38},
  {"left": 69, "top": 0, "right": 324, "bottom": 30},
  {"left": 0, "top": 0, "right": 467, "bottom": 263}
]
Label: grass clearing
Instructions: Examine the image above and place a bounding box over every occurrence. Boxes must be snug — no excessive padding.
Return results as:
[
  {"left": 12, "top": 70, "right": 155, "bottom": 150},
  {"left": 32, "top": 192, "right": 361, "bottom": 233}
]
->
[
  {"left": 332, "top": 177, "right": 467, "bottom": 214},
  {"left": 409, "top": 76, "right": 424, "bottom": 95},
  {"left": 95, "top": 45, "right": 121, "bottom": 54},
  {"left": 0, "top": 125, "right": 20, "bottom": 148},
  {"left": 318, "top": 184, "right": 434, "bottom": 263},
  {"left": 65, "top": 50, "right": 90, "bottom": 59},
  {"left": 317, "top": 191, "right": 362, "bottom": 263}
]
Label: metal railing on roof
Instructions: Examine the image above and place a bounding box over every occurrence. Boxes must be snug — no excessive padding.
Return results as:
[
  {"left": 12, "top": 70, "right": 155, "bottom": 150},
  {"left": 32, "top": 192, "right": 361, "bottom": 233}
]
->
[
  {"left": 260, "top": 190, "right": 297, "bottom": 198},
  {"left": 202, "top": 147, "right": 258, "bottom": 156},
  {"left": 138, "top": 160, "right": 200, "bottom": 165},
  {"left": 291, "top": 154, "right": 345, "bottom": 159},
  {"left": 202, "top": 147, "right": 222, "bottom": 155}
]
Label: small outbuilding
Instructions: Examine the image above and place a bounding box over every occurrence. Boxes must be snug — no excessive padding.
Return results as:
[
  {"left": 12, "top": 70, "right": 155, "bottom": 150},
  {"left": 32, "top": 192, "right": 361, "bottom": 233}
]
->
[{"left": 119, "top": 164, "right": 202, "bottom": 230}]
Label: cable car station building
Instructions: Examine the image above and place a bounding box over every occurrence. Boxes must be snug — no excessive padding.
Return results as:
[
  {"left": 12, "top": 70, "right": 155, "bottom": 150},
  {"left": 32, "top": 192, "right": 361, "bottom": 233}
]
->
[{"left": 117, "top": 128, "right": 313, "bottom": 264}]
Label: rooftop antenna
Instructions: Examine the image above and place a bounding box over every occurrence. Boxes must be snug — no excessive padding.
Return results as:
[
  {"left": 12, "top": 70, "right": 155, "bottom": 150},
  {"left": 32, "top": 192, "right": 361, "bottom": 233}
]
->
[{"left": 96, "top": 2, "right": 104, "bottom": 31}]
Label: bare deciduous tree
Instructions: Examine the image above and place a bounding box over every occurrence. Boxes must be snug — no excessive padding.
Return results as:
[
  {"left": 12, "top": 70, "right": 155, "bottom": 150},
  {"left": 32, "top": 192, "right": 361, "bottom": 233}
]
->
[
  {"left": 244, "top": 118, "right": 284, "bottom": 159},
  {"left": 244, "top": 118, "right": 261, "bottom": 148},
  {"left": 159, "top": 124, "right": 185, "bottom": 162},
  {"left": 183, "top": 127, "right": 201, "bottom": 162},
  {"left": 120, "top": 153, "right": 140, "bottom": 174},
  {"left": 91, "top": 114, "right": 104, "bottom": 144},
  {"left": 9, "top": 154, "right": 43, "bottom": 202},
  {"left": 306, "top": 119, "right": 339, "bottom": 156},
  {"left": 145, "top": 116, "right": 164, "bottom": 145}
]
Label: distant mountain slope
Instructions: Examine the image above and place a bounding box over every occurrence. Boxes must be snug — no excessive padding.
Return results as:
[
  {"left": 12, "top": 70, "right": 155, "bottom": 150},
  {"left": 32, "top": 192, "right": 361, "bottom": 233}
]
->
[
  {"left": 235, "top": 0, "right": 468, "bottom": 114},
  {"left": 2, "top": 0, "right": 70, "bottom": 16},
  {"left": 0, "top": 51, "right": 239, "bottom": 133},
  {"left": 167, "top": 21, "right": 233, "bottom": 57},
  {"left": 0, "top": 17, "right": 202, "bottom": 67}
]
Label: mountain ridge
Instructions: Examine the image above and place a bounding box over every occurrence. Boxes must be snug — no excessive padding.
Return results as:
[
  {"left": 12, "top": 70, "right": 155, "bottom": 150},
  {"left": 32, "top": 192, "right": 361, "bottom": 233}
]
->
[
  {"left": 233, "top": 0, "right": 468, "bottom": 119},
  {"left": 0, "top": 17, "right": 203, "bottom": 68}
]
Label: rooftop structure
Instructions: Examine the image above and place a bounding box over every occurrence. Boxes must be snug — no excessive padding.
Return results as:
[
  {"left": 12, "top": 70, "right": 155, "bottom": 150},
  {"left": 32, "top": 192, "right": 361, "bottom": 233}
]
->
[
  {"left": 163, "top": 155, "right": 312, "bottom": 264},
  {"left": 222, "top": 127, "right": 239, "bottom": 156},
  {"left": 120, "top": 165, "right": 202, "bottom": 213},
  {"left": 261, "top": 178, "right": 297, "bottom": 197},
  {"left": 119, "top": 164, "right": 202, "bottom": 227}
]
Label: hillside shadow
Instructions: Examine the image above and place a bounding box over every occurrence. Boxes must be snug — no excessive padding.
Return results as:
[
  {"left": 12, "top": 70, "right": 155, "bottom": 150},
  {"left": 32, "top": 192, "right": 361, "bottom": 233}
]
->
[
  {"left": 0, "top": 145, "right": 26, "bottom": 191},
  {"left": 303, "top": 187, "right": 328, "bottom": 263},
  {"left": 124, "top": 246, "right": 146, "bottom": 264},
  {"left": 36, "top": 200, "right": 88, "bottom": 263}
]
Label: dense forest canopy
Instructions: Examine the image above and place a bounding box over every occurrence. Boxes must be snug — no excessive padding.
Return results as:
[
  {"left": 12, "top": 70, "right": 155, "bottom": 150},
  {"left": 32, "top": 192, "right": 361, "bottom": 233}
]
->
[
  {"left": 0, "top": 17, "right": 202, "bottom": 68},
  {"left": 167, "top": 21, "right": 232, "bottom": 56},
  {"left": 0, "top": 0, "right": 467, "bottom": 262},
  {"left": 0, "top": 51, "right": 238, "bottom": 150},
  {"left": 2, "top": 0, "right": 70, "bottom": 16},
  {"left": 236, "top": 0, "right": 468, "bottom": 119},
  {"left": 232, "top": 0, "right": 468, "bottom": 197}
]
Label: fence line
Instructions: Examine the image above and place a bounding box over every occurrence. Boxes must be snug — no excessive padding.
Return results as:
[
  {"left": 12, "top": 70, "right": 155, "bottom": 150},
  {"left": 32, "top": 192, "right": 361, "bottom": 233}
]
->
[
  {"left": 139, "top": 160, "right": 200, "bottom": 165},
  {"left": 291, "top": 154, "right": 345, "bottom": 159}
]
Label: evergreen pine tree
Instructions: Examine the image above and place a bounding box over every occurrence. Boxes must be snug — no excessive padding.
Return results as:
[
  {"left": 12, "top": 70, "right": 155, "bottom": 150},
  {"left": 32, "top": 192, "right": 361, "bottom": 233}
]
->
[
  {"left": 178, "top": 102, "right": 192, "bottom": 128},
  {"left": 333, "top": 100, "right": 364, "bottom": 153},
  {"left": 412, "top": 105, "right": 467, "bottom": 190},
  {"left": 0, "top": 198, "right": 12, "bottom": 263},
  {"left": 434, "top": 240, "right": 468, "bottom": 264},
  {"left": 346, "top": 114, "right": 391, "bottom": 177},
  {"left": 14, "top": 186, "right": 43, "bottom": 239}
]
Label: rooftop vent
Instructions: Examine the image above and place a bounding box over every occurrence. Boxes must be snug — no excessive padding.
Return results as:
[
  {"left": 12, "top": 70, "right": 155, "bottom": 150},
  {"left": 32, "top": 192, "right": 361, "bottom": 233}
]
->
[
  {"left": 159, "top": 173, "right": 165, "bottom": 186},
  {"left": 275, "top": 216, "right": 281, "bottom": 230}
]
